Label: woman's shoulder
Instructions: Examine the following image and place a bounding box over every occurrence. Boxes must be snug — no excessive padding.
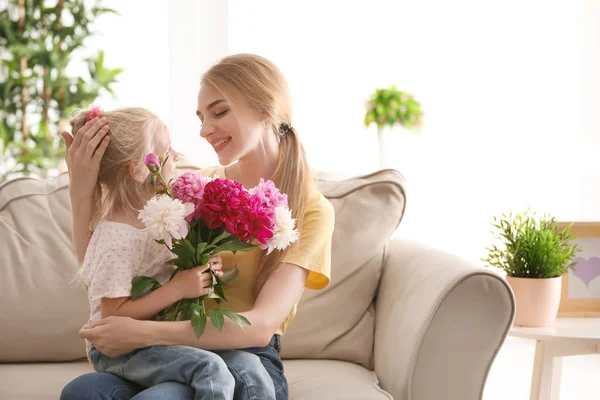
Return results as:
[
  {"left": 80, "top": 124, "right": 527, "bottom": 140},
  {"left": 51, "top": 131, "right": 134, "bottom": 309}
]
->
[
  {"left": 303, "top": 187, "right": 335, "bottom": 228},
  {"left": 308, "top": 187, "right": 334, "bottom": 213}
]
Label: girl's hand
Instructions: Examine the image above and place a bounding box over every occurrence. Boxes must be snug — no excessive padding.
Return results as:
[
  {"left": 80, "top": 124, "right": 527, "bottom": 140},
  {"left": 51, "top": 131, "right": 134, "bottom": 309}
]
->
[
  {"left": 168, "top": 254, "right": 224, "bottom": 300},
  {"left": 61, "top": 117, "right": 110, "bottom": 199}
]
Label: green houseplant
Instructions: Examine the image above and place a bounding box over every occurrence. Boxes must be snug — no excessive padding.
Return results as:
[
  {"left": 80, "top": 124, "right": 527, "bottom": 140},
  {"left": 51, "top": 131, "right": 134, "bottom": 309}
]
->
[
  {"left": 0, "top": 0, "right": 123, "bottom": 181},
  {"left": 364, "top": 85, "right": 423, "bottom": 169},
  {"left": 482, "top": 210, "right": 580, "bottom": 327}
]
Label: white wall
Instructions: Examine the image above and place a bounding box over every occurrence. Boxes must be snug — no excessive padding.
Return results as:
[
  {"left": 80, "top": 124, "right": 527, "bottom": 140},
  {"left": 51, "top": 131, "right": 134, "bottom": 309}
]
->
[
  {"left": 227, "top": 0, "right": 599, "bottom": 265},
  {"left": 89, "top": 0, "right": 169, "bottom": 120},
  {"left": 90, "top": 0, "right": 227, "bottom": 166},
  {"left": 167, "top": 0, "right": 228, "bottom": 167},
  {"left": 580, "top": 0, "right": 600, "bottom": 222}
]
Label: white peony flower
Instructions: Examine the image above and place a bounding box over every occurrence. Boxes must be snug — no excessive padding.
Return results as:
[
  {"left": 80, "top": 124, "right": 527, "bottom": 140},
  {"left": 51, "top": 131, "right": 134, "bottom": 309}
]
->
[
  {"left": 138, "top": 195, "right": 195, "bottom": 248},
  {"left": 261, "top": 206, "right": 299, "bottom": 254}
]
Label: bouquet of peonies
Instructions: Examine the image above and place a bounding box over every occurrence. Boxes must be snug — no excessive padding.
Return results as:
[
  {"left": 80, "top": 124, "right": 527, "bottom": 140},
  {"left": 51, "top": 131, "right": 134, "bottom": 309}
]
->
[{"left": 133, "top": 153, "right": 299, "bottom": 337}]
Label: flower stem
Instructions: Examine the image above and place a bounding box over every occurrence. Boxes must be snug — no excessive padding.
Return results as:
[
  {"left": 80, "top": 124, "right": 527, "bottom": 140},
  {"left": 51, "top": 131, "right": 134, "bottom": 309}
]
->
[
  {"left": 157, "top": 172, "right": 173, "bottom": 198},
  {"left": 198, "top": 298, "right": 205, "bottom": 317},
  {"left": 171, "top": 299, "right": 182, "bottom": 321}
]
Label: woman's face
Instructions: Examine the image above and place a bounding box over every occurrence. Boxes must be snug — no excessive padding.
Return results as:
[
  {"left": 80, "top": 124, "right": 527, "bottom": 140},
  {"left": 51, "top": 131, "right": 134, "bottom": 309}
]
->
[{"left": 196, "top": 83, "right": 265, "bottom": 165}]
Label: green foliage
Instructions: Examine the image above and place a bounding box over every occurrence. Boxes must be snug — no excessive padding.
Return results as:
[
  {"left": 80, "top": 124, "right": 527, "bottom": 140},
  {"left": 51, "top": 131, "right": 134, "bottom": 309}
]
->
[
  {"left": 133, "top": 219, "right": 253, "bottom": 338},
  {"left": 364, "top": 85, "right": 424, "bottom": 132},
  {"left": 482, "top": 210, "right": 580, "bottom": 279},
  {"left": 0, "top": 0, "right": 123, "bottom": 181}
]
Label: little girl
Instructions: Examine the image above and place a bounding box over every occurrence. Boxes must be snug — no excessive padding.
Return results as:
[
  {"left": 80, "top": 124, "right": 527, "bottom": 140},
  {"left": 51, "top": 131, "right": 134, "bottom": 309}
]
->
[{"left": 73, "top": 107, "right": 236, "bottom": 399}]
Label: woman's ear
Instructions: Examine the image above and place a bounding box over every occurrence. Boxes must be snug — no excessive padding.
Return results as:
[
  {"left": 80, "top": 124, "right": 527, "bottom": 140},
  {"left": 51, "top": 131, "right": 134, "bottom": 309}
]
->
[{"left": 262, "top": 113, "right": 275, "bottom": 132}]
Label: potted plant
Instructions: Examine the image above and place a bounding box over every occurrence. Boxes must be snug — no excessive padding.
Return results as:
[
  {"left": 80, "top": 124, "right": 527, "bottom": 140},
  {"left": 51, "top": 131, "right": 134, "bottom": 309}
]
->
[
  {"left": 482, "top": 210, "right": 580, "bottom": 327},
  {"left": 364, "top": 85, "right": 423, "bottom": 169},
  {"left": 0, "top": 0, "right": 123, "bottom": 181}
]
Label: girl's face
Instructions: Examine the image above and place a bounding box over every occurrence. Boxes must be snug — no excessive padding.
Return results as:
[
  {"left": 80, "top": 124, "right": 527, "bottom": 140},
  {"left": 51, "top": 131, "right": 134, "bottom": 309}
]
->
[
  {"left": 153, "top": 122, "right": 178, "bottom": 180},
  {"left": 196, "top": 83, "right": 265, "bottom": 165}
]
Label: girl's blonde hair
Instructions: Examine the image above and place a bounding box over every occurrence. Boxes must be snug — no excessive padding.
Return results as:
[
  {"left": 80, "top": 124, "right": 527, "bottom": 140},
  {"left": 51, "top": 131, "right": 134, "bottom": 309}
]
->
[
  {"left": 202, "top": 54, "right": 315, "bottom": 295},
  {"left": 70, "top": 107, "right": 160, "bottom": 230}
]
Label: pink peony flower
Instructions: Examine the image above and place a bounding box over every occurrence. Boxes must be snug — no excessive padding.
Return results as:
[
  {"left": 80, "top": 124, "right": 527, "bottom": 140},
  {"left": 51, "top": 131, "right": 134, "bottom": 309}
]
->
[
  {"left": 249, "top": 178, "right": 288, "bottom": 209},
  {"left": 170, "top": 172, "right": 212, "bottom": 221},
  {"left": 86, "top": 106, "right": 103, "bottom": 121},
  {"left": 144, "top": 153, "right": 161, "bottom": 172},
  {"left": 200, "top": 178, "right": 250, "bottom": 230},
  {"left": 199, "top": 178, "right": 276, "bottom": 243},
  {"left": 239, "top": 194, "right": 275, "bottom": 244},
  {"left": 170, "top": 172, "right": 210, "bottom": 203}
]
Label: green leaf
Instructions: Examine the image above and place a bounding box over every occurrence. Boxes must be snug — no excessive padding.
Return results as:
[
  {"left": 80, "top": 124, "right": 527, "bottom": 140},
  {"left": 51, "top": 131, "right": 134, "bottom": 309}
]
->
[
  {"left": 191, "top": 314, "right": 207, "bottom": 338},
  {"left": 213, "top": 238, "right": 257, "bottom": 254},
  {"left": 189, "top": 227, "right": 199, "bottom": 247},
  {"left": 171, "top": 241, "right": 195, "bottom": 268},
  {"left": 131, "top": 276, "right": 160, "bottom": 299},
  {"left": 213, "top": 283, "right": 228, "bottom": 301},
  {"left": 211, "top": 230, "right": 231, "bottom": 246},
  {"left": 220, "top": 310, "right": 251, "bottom": 328},
  {"left": 209, "top": 309, "right": 225, "bottom": 332},
  {"left": 167, "top": 257, "right": 189, "bottom": 269},
  {"left": 95, "top": 50, "right": 105, "bottom": 73},
  {"left": 179, "top": 300, "right": 193, "bottom": 320},
  {"left": 195, "top": 242, "right": 208, "bottom": 263},
  {"left": 199, "top": 253, "right": 212, "bottom": 266},
  {"left": 91, "top": 7, "right": 120, "bottom": 16},
  {"left": 181, "top": 239, "right": 197, "bottom": 264}
]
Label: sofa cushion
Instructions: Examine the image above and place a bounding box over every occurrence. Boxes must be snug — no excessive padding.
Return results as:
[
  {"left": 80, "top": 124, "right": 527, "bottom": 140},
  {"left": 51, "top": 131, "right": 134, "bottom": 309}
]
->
[
  {"left": 280, "top": 169, "right": 406, "bottom": 369},
  {"left": 0, "top": 173, "right": 87, "bottom": 362},
  {"left": 0, "top": 155, "right": 406, "bottom": 368},
  {"left": 0, "top": 359, "right": 392, "bottom": 400}
]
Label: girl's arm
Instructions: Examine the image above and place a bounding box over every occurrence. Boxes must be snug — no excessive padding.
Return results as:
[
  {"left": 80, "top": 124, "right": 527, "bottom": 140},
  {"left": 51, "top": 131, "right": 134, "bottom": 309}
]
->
[
  {"left": 80, "top": 262, "right": 309, "bottom": 356},
  {"left": 101, "top": 285, "right": 181, "bottom": 320},
  {"left": 101, "top": 264, "right": 218, "bottom": 320},
  {"left": 61, "top": 118, "right": 110, "bottom": 264}
]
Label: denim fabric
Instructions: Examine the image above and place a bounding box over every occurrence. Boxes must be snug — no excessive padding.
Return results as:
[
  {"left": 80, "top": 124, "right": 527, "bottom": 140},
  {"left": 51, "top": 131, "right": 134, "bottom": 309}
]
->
[
  {"left": 89, "top": 344, "right": 234, "bottom": 400},
  {"left": 60, "top": 335, "right": 288, "bottom": 400}
]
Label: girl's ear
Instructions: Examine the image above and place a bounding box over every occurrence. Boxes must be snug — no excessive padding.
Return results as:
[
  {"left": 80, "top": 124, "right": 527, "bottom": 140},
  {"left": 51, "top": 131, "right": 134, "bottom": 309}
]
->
[{"left": 128, "top": 162, "right": 143, "bottom": 182}]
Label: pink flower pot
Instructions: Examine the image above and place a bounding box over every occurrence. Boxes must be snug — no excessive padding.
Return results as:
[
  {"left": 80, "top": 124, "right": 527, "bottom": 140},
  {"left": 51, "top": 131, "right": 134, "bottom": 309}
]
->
[{"left": 506, "top": 276, "right": 562, "bottom": 328}]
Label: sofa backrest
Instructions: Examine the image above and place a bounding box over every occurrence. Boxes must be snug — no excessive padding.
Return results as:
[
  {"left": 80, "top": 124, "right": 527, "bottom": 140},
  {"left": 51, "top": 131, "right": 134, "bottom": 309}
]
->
[{"left": 0, "top": 157, "right": 406, "bottom": 369}]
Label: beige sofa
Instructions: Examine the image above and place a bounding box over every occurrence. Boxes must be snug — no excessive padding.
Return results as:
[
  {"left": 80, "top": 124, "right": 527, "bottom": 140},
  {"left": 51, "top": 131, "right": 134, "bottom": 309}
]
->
[{"left": 0, "top": 157, "right": 515, "bottom": 400}]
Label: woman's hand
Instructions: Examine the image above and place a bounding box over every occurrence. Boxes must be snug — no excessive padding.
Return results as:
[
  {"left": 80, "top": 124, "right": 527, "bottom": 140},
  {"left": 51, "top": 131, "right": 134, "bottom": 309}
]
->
[
  {"left": 167, "top": 254, "right": 224, "bottom": 300},
  {"left": 61, "top": 117, "right": 110, "bottom": 199},
  {"left": 79, "top": 316, "right": 147, "bottom": 357}
]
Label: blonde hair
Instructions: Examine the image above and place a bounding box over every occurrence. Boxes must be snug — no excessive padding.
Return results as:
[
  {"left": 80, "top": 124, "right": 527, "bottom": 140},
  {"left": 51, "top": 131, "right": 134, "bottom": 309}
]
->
[
  {"left": 70, "top": 107, "right": 160, "bottom": 230},
  {"left": 202, "top": 54, "right": 314, "bottom": 294}
]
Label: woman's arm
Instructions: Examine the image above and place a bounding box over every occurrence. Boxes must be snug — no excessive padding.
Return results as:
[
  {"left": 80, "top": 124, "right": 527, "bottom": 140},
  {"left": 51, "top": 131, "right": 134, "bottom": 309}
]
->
[
  {"left": 61, "top": 118, "right": 110, "bottom": 264},
  {"left": 80, "top": 262, "right": 309, "bottom": 356}
]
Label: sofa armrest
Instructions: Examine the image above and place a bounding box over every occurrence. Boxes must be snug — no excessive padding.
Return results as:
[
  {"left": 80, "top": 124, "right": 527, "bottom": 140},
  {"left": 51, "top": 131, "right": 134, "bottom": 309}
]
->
[{"left": 374, "top": 239, "right": 515, "bottom": 400}]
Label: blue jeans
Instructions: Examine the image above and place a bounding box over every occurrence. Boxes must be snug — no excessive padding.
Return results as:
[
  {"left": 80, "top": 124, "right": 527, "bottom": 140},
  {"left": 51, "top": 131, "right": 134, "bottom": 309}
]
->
[{"left": 61, "top": 335, "right": 288, "bottom": 400}]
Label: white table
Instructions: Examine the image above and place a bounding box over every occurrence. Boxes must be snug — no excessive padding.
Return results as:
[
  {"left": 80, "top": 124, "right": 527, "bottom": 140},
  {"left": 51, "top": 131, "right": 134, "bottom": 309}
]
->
[{"left": 509, "top": 318, "right": 600, "bottom": 400}]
